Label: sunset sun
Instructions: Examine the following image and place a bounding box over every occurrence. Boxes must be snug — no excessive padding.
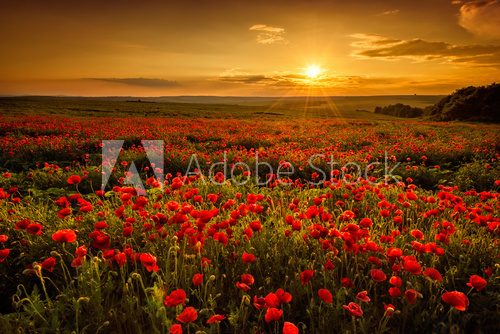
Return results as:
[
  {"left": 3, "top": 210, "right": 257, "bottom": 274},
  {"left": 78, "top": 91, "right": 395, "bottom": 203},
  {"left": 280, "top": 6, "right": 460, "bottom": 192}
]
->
[{"left": 305, "top": 65, "right": 322, "bottom": 79}]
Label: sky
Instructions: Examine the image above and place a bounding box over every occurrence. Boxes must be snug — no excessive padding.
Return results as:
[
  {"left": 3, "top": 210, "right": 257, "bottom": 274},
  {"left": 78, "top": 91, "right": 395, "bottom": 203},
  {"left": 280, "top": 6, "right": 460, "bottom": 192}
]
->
[{"left": 1, "top": 0, "right": 499, "bottom": 96}]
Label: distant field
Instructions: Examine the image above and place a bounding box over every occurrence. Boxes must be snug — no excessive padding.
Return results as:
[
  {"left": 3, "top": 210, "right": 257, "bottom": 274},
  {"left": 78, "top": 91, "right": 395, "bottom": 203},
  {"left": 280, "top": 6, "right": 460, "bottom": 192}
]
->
[{"left": 0, "top": 95, "right": 442, "bottom": 119}]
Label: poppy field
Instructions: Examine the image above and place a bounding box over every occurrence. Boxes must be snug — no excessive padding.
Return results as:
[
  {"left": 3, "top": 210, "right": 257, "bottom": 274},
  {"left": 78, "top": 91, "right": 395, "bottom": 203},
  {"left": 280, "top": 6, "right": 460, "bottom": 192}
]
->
[{"left": 0, "top": 111, "right": 499, "bottom": 333}]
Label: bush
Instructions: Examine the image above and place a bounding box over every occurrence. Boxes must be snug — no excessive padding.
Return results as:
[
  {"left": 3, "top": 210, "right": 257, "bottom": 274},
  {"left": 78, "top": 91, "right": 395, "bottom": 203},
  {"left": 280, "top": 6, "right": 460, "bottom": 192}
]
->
[
  {"left": 374, "top": 104, "right": 423, "bottom": 118},
  {"left": 426, "top": 83, "right": 500, "bottom": 122}
]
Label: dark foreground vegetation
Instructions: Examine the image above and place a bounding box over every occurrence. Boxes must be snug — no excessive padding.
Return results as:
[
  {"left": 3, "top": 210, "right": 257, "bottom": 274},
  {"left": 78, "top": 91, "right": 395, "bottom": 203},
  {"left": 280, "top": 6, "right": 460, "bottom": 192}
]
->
[{"left": 374, "top": 83, "right": 499, "bottom": 122}]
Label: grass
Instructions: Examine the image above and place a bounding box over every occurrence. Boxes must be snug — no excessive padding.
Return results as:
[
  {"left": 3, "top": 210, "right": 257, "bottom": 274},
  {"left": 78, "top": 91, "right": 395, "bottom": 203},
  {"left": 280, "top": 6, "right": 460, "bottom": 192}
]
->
[{"left": 0, "top": 95, "right": 441, "bottom": 119}]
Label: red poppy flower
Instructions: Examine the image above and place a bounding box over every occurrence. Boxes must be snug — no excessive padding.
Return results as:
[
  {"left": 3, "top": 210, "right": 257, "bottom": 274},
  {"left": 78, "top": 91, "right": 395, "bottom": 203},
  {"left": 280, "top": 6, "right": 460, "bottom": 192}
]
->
[
  {"left": 384, "top": 303, "right": 396, "bottom": 316},
  {"left": 466, "top": 275, "right": 487, "bottom": 291},
  {"left": 274, "top": 288, "right": 291, "bottom": 304},
  {"left": 265, "top": 292, "right": 280, "bottom": 308},
  {"left": 242, "top": 252, "right": 256, "bottom": 264},
  {"left": 283, "top": 322, "right": 299, "bottom": 334},
  {"left": 52, "top": 229, "right": 77, "bottom": 243},
  {"left": 370, "top": 269, "right": 387, "bottom": 282},
  {"left": 389, "top": 276, "right": 402, "bottom": 287},
  {"left": 114, "top": 252, "right": 127, "bottom": 267},
  {"left": 207, "top": 314, "right": 225, "bottom": 324},
  {"left": 318, "top": 288, "right": 333, "bottom": 304},
  {"left": 403, "top": 258, "right": 422, "bottom": 275},
  {"left": 235, "top": 282, "right": 250, "bottom": 292},
  {"left": 166, "top": 200, "right": 180, "bottom": 211},
  {"left": 249, "top": 220, "right": 262, "bottom": 232},
  {"left": 386, "top": 247, "right": 403, "bottom": 259},
  {"left": 192, "top": 273, "right": 204, "bottom": 286},
  {"left": 411, "top": 229, "right": 424, "bottom": 240},
  {"left": 79, "top": 204, "right": 93, "bottom": 212},
  {"left": 0, "top": 235, "right": 8, "bottom": 243},
  {"left": 0, "top": 248, "right": 10, "bottom": 263},
  {"left": 54, "top": 196, "right": 69, "bottom": 208},
  {"left": 324, "top": 259, "right": 335, "bottom": 271},
  {"left": 94, "top": 221, "right": 108, "bottom": 230},
  {"left": 341, "top": 277, "right": 354, "bottom": 288},
  {"left": 359, "top": 218, "right": 373, "bottom": 228},
  {"left": 90, "top": 231, "right": 110, "bottom": 250},
  {"left": 343, "top": 302, "right": 363, "bottom": 317},
  {"left": 26, "top": 223, "right": 43, "bottom": 235},
  {"left": 41, "top": 257, "right": 57, "bottom": 272},
  {"left": 169, "top": 324, "right": 182, "bottom": 334},
  {"left": 75, "top": 245, "right": 87, "bottom": 257},
  {"left": 139, "top": 253, "right": 159, "bottom": 272},
  {"left": 379, "top": 209, "right": 390, "bottom": 217},
  {"left": 241, "top": 273, "right": 254, "bottom": 285},
  {"left": 442, "top": 291, "right": 469, "bottom": 311},
  {"left": 264, "top": 307, "right": 283, "bottom": 323},
  {"left": 404, "top": 289, "right": 421, "bottom": 304},
  {"left": 71, "top": 256, "right": 84, "bottom": 268},
  {"left": 57, "top": 207, "right": 72, "bottom": 219},
  {"left": 176, "top": 306, "right": 198, "bottom": 323},
  {"left": 164, "top": 289, "right": 186, "bottom": 307},
  {"left": 423, "top": 268, "right": 443, "bottom": 282},
  {"left": 339, "top": 210, "right": 355, "bottom": 221},
  {"left": 253, "top": 295, "right": 266, "bottom": 309},
  {"left": 123, "top": 226, "right": 133, "bottom": 237},
  {"left": 389, "top": 287, "right": 401, "bottom": 298},
  {"left": 300, "top": 269, "right": 315, "bottom": 285},
  {"left": 67, "top": 175, "right": 81, "bottom": 185},
  {"left": 356, "top": 291, "right": 371, "bottom": 303}
]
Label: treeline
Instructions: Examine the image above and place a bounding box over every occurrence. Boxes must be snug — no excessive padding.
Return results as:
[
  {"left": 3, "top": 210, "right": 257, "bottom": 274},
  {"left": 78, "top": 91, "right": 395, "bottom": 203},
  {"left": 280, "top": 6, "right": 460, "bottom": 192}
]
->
[
  {"left": 426, "top": 83, "right": 499, "bottom": 122},
  {"left": 374, "top": 103, "right": 423, "bottom": 118},
  {"left": 374, "top": 83, "right": 500, "bottom": 122}
]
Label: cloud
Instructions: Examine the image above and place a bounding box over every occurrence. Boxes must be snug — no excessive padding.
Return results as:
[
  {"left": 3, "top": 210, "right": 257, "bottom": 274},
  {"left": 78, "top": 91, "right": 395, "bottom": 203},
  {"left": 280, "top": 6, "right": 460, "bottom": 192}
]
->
[
  {"left": 457, "top": 0, "right": 500, "bottom": 39},
  {"left": 377, "top": 9, "right": 400, "bottom": 16},
  {"left": 249, "top": 24, "right": 288, "bottom": 44},
  {"left": 218, "top": 70, "right": 404, "bottom": 89},
  {"left": 216, "top": 71, "right": 468, "bottom": 95},
  {"left": 219, "top": 74, "right": 270, "bottom": 84},
  {"left": 350, "top": 33, "right": 500, "bottom": 66},
  {"left": 89, "top": 78, "right": 179, "bottom": 87}
]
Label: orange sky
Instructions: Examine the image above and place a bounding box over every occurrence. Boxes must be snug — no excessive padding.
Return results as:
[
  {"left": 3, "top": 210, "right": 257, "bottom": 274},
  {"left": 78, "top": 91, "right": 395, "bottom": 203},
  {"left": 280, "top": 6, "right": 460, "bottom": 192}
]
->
[{"left": 1, "top": 0, "right": 499, "bottom": 96}]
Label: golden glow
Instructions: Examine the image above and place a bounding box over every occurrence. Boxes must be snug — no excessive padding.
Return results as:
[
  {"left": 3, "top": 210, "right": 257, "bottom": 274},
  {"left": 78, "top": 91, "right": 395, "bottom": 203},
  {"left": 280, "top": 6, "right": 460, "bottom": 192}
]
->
[
  {"left": 305, "top": 65, "right": 322, "bottom": 79},
  {"left": 1, "top": 2, "right": 499, "bottom": 96}
]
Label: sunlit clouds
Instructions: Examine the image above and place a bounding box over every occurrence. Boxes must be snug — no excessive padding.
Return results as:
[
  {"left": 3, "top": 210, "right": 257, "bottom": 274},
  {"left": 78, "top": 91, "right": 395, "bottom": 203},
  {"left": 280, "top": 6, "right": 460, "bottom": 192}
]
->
[
  {"left": 457, "top": 0, "right": 500, "bottom": 39},
  {"left": 249, "top": 24, "right": 288, "bottom": 45},
  {"left": 1, "top": 0, "right": 499, "bottom": 96},
  {"left": 350, "top": 33, "right": 500, "bottom": 66}
]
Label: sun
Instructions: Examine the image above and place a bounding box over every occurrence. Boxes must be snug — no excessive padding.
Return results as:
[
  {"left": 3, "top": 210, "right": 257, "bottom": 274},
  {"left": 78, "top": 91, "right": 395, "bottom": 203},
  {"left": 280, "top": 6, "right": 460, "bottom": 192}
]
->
[{"left": 305, "top": 65, "right": 322, "bottom": 79}]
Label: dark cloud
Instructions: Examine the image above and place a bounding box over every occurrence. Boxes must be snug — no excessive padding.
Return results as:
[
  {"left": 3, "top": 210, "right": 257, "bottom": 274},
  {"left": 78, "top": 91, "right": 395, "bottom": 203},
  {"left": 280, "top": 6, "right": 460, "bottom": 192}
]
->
[
  {"left": 351, "top": 33, "right": 500, "bottom": 66},
  {"left": 219, "top": 73, "right": 311, "bottom": 87},
  {"left": 89, "top": 78, "right": 179, "bottom": 87},
  {"left": 219, "top": 74, "right": 269, "bottom": 84}
]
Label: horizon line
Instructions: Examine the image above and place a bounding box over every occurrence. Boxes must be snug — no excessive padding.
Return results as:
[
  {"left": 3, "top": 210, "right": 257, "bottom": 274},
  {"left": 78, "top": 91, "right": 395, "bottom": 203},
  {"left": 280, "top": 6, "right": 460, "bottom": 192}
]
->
[{"left": 0, "top": 93, "right": 445, "bottom": 99}]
